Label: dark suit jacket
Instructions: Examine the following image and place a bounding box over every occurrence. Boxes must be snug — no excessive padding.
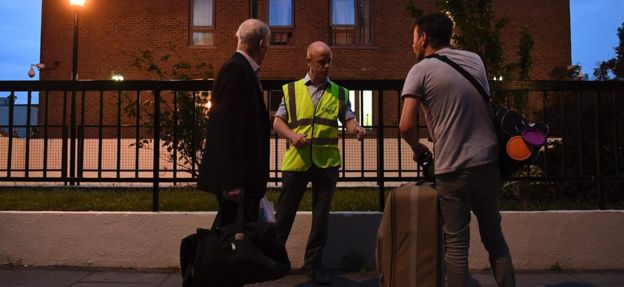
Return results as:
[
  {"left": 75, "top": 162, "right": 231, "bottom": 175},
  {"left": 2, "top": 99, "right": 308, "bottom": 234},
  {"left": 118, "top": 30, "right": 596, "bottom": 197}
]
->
[{"left": 198, "top": 52, "right": 270, "bottom": 200}]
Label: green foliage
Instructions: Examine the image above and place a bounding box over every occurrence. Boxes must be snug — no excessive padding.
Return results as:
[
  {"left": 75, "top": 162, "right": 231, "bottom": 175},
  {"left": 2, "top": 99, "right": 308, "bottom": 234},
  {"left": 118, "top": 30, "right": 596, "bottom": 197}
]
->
[
  {"left": 515, "top": 26, "right": 534, "bottom": 80},
  {"left": 406, "top": 1, "right": 423, "bottom": 18},
  {"left": 550, "top": 262, "right": 563, "bottom": 272},
  {"left": 436, "top": 0, "right": 507, "bottom": 77},
  {"left": 126, "top": 45, "right": 214, "bottom": 80},
  {"left": 1, "top": 186, "right": 619, "bottom": 211},
  {"left": 594, "top": 60, "right": 615, "bottom": 80},
  {"left": 122, "top": 45, "right": 214, "bottom": 176},
  {"left": 549, "top": 64, "right": 582, "bottom": 80},
  {"left": 406, "top": 0, "right": 534, "bottom": 81},
  {"left": 594, "top": 22, "right": 624, "bottom": 80},
  {"left": 341, "top": 251, "right": 369, "bottom": 274}
]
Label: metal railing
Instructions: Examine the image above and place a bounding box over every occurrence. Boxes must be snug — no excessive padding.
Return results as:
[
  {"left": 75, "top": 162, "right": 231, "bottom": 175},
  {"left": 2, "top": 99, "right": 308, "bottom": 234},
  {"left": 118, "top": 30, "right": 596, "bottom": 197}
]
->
[{"left": 1, "top": 80, "right": 623, "bottom": 210}]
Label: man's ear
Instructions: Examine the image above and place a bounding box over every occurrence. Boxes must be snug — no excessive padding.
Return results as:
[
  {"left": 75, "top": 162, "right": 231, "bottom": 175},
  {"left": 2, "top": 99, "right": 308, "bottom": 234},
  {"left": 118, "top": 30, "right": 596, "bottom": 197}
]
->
[
  {"left": 422, "top": 32, "right": 429, "bottom": 47},
  {"left": 259, "top": 38, "right": 268, "bottom": 49}
]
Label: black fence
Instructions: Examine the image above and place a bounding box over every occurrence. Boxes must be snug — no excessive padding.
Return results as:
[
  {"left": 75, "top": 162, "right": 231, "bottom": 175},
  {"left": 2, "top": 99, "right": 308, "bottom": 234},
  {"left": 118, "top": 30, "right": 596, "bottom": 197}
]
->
[{"left": 1, "top": 80, "right": 623, "bottom": 210}]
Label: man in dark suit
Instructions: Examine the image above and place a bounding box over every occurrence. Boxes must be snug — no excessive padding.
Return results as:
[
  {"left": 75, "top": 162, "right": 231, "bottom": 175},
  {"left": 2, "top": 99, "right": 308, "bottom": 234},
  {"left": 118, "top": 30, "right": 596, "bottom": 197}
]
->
[{"left": 198, "top": 19, "right": 271, "bottom": 225}]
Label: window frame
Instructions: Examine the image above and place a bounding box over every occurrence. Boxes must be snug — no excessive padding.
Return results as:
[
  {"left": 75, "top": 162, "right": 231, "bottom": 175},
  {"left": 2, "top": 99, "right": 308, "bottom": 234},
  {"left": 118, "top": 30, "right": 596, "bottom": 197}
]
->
[
  {"left": 329, "top": 0, "right": 373, "bottom": 46},
  {"left": 268, "top": 0, "right": 294, "bottom": 28},
  {"left": 265, "top": 0, "right": 295, "bottom": 45},
  {"left": 330, "top": 0, "right": 358, "bottom": 28},
  {"left": 190, "top": 0, "right": 216, "bottom": 46}
]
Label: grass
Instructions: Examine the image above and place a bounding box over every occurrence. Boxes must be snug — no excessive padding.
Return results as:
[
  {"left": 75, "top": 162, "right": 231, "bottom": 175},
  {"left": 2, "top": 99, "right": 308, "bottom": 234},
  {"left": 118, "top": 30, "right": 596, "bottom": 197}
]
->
[
  {"left": 0, "top": 185, "right": 620, "bottom": 211},
  {"left": 0, "top": 187, "right": 388, "bottom": 212}
]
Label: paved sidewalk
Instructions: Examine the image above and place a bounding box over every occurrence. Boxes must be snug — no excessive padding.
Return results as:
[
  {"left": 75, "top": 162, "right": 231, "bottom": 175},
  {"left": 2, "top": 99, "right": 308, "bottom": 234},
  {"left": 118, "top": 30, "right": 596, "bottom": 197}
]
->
[{"left": 1, "top": 266, "right": 623, "bottom": 287}]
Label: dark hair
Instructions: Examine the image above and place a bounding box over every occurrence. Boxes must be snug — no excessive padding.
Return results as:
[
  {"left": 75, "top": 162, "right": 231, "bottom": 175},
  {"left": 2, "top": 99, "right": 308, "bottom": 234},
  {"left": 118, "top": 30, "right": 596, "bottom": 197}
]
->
[{"left": 414, "top": 13, "right": 453, "bottom": 48}]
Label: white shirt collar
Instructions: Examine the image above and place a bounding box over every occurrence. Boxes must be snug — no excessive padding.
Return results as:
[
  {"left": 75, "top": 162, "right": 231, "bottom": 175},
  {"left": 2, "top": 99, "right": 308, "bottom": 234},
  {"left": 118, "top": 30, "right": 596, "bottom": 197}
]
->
[
  {"left": 236, "top": 50, "right": 260, "bottom": 72},
  {"left": 304, "top": 73, "right": 329, "bottom": 86}
]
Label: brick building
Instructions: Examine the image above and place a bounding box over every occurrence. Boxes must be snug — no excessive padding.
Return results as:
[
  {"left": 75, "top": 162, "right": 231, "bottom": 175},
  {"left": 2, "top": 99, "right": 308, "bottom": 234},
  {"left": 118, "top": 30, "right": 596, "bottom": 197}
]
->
[{"left": 39, "top": 0, "right": 571, "bottom": 137}]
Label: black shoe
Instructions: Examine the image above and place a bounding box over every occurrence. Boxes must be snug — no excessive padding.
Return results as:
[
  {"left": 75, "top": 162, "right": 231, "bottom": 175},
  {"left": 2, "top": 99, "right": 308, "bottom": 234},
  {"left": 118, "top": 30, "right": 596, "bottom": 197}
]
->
[
  {"left": 293, "top": 266, "right": 310, "bottom": 275},
  {"left": 308, "top": 269, "right": 332, "bottom": 285}
]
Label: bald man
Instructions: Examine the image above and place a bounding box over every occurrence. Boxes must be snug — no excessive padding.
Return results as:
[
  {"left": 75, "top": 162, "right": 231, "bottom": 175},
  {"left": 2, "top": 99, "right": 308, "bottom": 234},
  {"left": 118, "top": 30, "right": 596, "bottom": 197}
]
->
[
  {"left": 273, "top": 41, "right": 365, "bottom": 285},
  {"left": 198, "top": 19, "right": 271, "bottom": 226}
]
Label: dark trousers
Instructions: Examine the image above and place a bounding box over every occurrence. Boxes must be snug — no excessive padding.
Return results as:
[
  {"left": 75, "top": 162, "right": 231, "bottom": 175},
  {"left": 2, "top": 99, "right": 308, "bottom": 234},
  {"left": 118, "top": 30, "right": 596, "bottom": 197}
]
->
[
  {"left": 275, "top": 166, "right": 339, "bottom": 269},
  {"left": 436, "top": 162, "right": 516, "bottom": 287}
]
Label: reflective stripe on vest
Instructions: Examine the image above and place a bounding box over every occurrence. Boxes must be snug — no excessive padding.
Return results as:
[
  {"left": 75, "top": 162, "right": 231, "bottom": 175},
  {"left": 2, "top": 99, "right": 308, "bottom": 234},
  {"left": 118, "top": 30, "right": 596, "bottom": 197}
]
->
[{"left": 281, "top": 79, "right": 346, "bottom": 172}]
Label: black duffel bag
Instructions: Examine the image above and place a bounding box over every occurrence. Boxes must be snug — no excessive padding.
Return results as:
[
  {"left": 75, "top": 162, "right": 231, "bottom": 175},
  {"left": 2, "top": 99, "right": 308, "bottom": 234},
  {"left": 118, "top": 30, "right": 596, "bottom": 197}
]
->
[{"left": 180, "top": 196, "right": 290, "bottom": 286}]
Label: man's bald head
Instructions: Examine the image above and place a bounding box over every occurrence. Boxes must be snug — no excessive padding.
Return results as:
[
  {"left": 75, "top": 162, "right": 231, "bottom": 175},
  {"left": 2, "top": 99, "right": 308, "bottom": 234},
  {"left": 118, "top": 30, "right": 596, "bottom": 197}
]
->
[
  {"left": 306, "top": 41, "right": 332, "bottom": 59},
  {"left": 236, "top": 19, "right": 270, "bottom": 65},
  {"left": 306, "top": 41, "right": 333, "bottom": 85},
  {"left": 236, "top": 19, "right": 270, "bottom": 47}
]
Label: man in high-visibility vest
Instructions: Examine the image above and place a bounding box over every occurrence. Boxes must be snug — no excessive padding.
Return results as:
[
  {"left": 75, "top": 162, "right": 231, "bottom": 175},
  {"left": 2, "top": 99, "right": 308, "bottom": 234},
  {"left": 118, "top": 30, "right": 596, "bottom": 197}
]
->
[{"left": 273, "top": 41, "right": 366, "bottom": 285}]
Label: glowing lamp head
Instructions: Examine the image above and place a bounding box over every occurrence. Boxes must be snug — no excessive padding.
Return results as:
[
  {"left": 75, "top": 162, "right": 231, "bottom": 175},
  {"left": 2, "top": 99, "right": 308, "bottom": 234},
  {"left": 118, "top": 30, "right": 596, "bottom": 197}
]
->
[{"left": 70, "top": 0, "right": 85, "bottom": 7}]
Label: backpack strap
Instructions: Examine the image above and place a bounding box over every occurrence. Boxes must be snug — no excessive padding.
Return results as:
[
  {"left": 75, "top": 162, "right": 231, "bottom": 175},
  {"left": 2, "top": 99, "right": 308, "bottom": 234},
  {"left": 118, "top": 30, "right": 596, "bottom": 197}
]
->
[{"left": 424, "top": 54, "right": 492, "bottom": 105}]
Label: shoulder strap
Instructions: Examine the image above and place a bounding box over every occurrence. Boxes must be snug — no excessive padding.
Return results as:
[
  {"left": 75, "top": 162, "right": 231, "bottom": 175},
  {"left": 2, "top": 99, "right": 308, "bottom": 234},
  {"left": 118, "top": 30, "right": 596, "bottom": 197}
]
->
[{"left": 425, "top": 54, "right": 492, "bottom": 105}]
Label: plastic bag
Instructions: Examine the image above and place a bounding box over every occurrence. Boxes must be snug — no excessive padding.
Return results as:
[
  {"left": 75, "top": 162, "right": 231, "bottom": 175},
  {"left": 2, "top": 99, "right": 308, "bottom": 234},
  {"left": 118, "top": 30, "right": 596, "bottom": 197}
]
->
[{"left": 258, "top": 196, "right": 276, "bottom": 223}]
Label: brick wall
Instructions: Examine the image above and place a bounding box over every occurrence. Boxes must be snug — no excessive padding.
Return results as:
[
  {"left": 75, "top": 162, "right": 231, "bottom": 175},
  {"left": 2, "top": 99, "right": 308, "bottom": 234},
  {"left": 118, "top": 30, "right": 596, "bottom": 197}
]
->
[
  {"left": 39, "top": 0, "right": 570, "bottom": 137},
  {"left": 41, "top": 0, "right": 570, "bottom": 81}
]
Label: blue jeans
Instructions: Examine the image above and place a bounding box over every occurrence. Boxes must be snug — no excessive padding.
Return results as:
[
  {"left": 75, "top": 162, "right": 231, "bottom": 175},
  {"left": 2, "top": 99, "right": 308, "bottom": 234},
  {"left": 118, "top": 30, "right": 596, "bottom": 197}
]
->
[{"left": 436, "top": 163, "right": 516, "bottom": 287}]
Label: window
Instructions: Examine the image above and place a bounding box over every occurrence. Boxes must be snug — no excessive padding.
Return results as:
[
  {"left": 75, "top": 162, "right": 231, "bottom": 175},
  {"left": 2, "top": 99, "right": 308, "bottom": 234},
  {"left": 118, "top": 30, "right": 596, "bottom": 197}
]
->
[
  {"left": 350, "top": 90, "right": 374, "bottom": 126},
  {"left": 338, "top": 90, "right": 375, "bottom": 129},
  {"left": 332, "top": 0, "right": 356, "bottom": 25},
  {"left": 191, "top": 0, "right": 214, "bottom": 46},
  {"left": 269, "top": 0, "right": 292, "bottom": 27},
  {"left": 330, "top": 0, "right": 372, "bottom": 46},
  {"left": 268, "top": 0, "right": 293, "bottom": 45}
]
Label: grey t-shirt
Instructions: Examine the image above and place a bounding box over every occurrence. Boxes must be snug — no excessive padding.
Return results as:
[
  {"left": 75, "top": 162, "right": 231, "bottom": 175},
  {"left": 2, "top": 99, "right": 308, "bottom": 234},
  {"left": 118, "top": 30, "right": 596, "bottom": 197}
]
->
[{"left": 401, "top": 48, "right": 498, "bottom": 174}]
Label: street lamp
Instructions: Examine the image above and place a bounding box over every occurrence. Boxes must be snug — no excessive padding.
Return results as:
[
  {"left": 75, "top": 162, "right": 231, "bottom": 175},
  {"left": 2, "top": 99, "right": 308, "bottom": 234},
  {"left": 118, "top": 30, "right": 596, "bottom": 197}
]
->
[
  {"left": 70, "top": 0, "right": 84, "bottom": 80},
  {"left": 27, "top": 63, "right": 45, "bottom": 78},
  {"left": 69, "top": 0, "right": 84, "bottom": 186}
]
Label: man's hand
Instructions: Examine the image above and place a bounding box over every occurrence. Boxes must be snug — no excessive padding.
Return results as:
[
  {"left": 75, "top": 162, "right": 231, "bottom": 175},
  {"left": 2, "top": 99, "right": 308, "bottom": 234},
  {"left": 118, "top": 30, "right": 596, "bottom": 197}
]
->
[
  {"left": 411, "top": 143, "right": 432, "bottom": 165},
  {"left": 354, "top": 126, "right": 366, "bottom": 141},
  {"left": 223, "top": 188, "right": 242, "bottom": 201},
  {"left": 289, "top": 133, "right": 309, "bottom": 148}
]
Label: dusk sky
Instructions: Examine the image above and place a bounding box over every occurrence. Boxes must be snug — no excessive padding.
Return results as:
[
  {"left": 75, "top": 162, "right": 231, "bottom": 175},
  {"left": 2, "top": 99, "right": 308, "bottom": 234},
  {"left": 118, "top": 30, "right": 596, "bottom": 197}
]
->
[{"left": 0, "top": 0, "right": 623, "bottom": 103}]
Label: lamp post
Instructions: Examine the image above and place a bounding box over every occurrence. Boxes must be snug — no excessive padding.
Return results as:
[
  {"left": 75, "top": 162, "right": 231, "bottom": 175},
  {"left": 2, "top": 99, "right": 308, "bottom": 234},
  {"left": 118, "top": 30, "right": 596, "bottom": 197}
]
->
[
  {"left": 69, "top": 0, "right": 84, "bottom": 185},
  {"left": 70, "top": 0, "right": 84, "bottom": 81}
]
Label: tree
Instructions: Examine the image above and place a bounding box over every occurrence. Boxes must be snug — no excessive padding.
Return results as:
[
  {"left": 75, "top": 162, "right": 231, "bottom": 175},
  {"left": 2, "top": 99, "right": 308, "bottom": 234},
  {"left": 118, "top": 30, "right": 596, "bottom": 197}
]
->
[
  {"left": 549, "top": 64, "right": 582, "bottom": 80},
  {"left": 122, "top": 45, "right": 214, "bottom": 176},
  {"left": 594, "top": 22, "right": 624, "bottom": 80},
  {"left": 515, "top": 26, "right": 534, "bottom": 80},
  {"left": 407, "top": 0, "right": 534, "bottom": 81},
  {"left": 437, "top": 0, "right": 506, "bottom": 77}
]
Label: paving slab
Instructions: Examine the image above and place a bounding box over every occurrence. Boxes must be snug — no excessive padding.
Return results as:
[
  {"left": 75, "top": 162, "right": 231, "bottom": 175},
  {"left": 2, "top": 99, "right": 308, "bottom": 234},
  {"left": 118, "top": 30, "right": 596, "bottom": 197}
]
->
[
  {"left": 0, "top": 268, "right": 90, "bottom": 287},
  {"left": 1, "top": 267, "right": 623, "bottom": 287},
  {"left": 571, "top": 272, "right": 624, "bottom": 285},
  {"left": 79, "top": 270, "right": 167, "bottom": 284}
]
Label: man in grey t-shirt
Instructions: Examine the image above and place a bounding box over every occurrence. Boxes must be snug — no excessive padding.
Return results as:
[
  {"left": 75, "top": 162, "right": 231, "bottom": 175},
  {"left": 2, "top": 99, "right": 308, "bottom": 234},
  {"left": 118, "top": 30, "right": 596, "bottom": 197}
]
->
[{"left": 399, "top": 13, "right": 516, "bottom": 287}]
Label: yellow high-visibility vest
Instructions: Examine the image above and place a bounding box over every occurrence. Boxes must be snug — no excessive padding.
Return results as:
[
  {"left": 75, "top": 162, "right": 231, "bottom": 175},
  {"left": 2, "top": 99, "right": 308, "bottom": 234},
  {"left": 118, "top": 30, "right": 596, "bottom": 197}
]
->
[{"left": 281, "top": 79, "right": 346, "bottom": 172}]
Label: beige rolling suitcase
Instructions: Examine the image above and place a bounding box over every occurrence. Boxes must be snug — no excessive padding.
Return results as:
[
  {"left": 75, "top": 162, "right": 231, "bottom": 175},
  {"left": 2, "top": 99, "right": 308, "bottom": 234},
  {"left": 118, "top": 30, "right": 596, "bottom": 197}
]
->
[{"left": 377, "top": 182, "right": 443, "bottom": 287}]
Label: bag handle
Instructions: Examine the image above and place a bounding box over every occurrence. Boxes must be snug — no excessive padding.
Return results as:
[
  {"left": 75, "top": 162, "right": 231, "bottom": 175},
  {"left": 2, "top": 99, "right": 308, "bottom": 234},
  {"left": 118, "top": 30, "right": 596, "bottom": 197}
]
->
[
  {"left": 211, "top": 188, "right": 246, "bottom": 237},
  {"left": 235, "top": 189, "right": 245, "bottom": 238}
]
